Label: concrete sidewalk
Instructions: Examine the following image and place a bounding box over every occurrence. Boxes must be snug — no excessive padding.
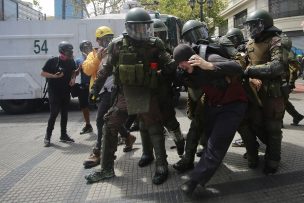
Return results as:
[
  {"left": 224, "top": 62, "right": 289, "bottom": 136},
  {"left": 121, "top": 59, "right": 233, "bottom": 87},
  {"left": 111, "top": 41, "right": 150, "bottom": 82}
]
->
[{"left": 0, "top": 83, "right": 304, "bottom": 203}]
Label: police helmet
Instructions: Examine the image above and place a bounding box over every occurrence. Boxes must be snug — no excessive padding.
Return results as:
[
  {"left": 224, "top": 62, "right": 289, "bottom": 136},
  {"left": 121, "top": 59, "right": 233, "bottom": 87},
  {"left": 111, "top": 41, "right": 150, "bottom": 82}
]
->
[
  {"left": 79, "top": 40, "right": 93, "bottom": 54},
  {"left": 58, "top": 41, "right": 73, "bottom": 57},
  {"left": 219, "top": 36, "right": 237, "bottom": 57},
  {"left": 182, "top": 20, "right": 208, "bottom": 45},
  {"left": 125, "top": 7, "right": 153, "bottom": 41},
  {"left": 153, "top": 19, "right": 168, "bottom": 43},
  {"left": 226, "top": 28, "right": 244, "bottom": 48},
  {"left": 244, "top": 9, "right": 273, "bottom": 39}
]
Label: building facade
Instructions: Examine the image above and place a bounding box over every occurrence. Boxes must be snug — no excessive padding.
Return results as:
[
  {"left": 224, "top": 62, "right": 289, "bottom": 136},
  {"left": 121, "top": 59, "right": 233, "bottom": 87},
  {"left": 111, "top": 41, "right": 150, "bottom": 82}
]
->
[
  {"left": 220, "top": 0, "right": 304, "bottom": 50},
  {"left": 54, "top": 0, "right": 83, "bottom": 19},
  {"left": 0, "top": 0, "right": 45, "bottom": 21}
]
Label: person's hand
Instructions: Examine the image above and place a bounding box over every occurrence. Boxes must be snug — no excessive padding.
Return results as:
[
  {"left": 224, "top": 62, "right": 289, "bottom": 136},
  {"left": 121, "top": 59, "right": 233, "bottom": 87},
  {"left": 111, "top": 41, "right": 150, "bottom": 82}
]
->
[
  {"left": 69, "top": 77, "right": 76, "bottom": 86},
  {"left": 249, "top": 78, "right": 262, "bottom": 91},
  {"left": 89, "top": 90, "right": 99, "bottom": 104},
  {"left": 97, "top": 47, "right": 106, "bottom": 60},
  {"left": 53, "top": 72, "right": 64, "bottom": 78},
  {"left": 188, "top": 54, "right": 214, "bottom": 70}
]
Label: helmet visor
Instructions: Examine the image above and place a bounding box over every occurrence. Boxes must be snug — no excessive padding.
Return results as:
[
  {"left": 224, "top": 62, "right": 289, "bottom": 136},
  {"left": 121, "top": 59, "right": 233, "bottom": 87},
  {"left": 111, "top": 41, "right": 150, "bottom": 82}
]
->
[
  {"left": 244, "top": 20, "right": 264, "bottom": 39},
  {"left": 227, "top": 35, "right": 241, "bottom": 48},
  {"left": 183, "top": 26, "right": 208, "bottom": 44},
  {"left": 126, "top": 23, "right": 154, "bottom": 41}
]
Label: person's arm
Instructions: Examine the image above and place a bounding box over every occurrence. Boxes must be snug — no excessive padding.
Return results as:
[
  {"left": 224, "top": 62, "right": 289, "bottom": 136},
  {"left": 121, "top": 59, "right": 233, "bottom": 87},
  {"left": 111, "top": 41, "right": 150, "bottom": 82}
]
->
[
  {"left": 188, "top": 54, "right": 243, "bottom": 76},
  {"left": 245, "top": 36, "right": 285, "bottom": 79},
  {"left": 188, "top": 54, "right": 215, "bottom": 70},
  {"left": 41, "top": 71, "right": 63, "bottom": 79},
  {"left": 69, "top": 60, "right": 77, "bottom": 86},
  {"left": 82, "top": 50, "right": 101, "bottom": 76}
]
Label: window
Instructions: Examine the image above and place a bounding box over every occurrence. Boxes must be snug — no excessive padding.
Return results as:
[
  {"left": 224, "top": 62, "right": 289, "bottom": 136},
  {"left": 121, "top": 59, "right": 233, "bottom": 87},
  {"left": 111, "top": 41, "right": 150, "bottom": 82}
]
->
[
  {"left": 234, "top": 9, "right": 247, "bottom": 29},
  {"left": 4, "top": 0, "right": 17, "bottom": 20},
  {"left": 219, "top": 19, "right": 228, "bottom": 36},
  {"left": 269, "top": 0, "right": 304, "bottom": 18}
]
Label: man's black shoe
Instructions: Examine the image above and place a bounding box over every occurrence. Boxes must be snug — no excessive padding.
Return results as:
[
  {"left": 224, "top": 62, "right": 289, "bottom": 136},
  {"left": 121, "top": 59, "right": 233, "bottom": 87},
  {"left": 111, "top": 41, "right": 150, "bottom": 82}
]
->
[
  {"left": 80, "top": 124, "right": 93, "bottom": 134},
  {"left": 181, "top": 180, "right": 198, "bottom": 196},
  {"left": 60, "top": 134, "right": 75, "bottom": 142},
  {"left": 291, "top": 115, "right": 304, "bottom": 125},
  {"left": 138, "top": 155, "right": 154, "bottom": 167}
]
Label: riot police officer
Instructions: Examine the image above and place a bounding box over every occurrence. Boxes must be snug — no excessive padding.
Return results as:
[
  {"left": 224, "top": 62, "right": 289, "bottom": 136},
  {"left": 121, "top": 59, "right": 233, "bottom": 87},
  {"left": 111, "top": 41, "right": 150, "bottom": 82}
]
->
[
  {"left": 152, "top": 18, "right": 185, "bottom": 157},
  {"left": 226, "top": 27, "right": 246, "bottom": 52},
  {"left": 244, "top": 9, "right": 287, "bottom": 174},
  {"left": 85, "top": 8, "right": 176, "bottom": 185}
]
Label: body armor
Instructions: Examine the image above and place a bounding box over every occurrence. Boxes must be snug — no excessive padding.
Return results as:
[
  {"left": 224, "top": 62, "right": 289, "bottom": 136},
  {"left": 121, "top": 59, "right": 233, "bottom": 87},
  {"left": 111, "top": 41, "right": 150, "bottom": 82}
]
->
[{"left": 246, "top": 35, "right": 285, "bottom": 98}]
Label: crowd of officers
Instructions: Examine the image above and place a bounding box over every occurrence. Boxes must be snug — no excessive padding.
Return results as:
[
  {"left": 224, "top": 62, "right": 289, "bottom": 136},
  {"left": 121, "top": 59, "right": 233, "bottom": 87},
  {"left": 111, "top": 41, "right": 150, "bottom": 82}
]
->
[{"left": 40, "top": 7, "right": 303, "bottom": 197}]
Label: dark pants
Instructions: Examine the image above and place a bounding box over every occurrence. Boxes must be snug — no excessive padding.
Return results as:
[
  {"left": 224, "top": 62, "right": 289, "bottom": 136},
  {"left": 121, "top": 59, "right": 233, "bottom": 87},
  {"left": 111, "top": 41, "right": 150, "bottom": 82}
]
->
[
  {"left": 285, "top": 96, "right": 302, "bottom": 119},
  {"left": 46, "top": 91, "right": 71, "bottom": 138},
  {"left": 95, "top": 91, "right": 112, "bottom": 150},
  {"left": 190, "top": 102, "right": 247, "bottom": 185},
  {"left": 101, "top": 93, "right": 129, "bottom": 170}
]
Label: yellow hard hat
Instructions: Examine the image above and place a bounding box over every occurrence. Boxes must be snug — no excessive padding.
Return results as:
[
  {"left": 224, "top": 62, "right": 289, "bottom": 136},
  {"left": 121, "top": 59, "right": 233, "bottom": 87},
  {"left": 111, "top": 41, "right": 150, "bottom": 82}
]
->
[{"left": 95, "top": 26, "right": 114, "bottom": 38}]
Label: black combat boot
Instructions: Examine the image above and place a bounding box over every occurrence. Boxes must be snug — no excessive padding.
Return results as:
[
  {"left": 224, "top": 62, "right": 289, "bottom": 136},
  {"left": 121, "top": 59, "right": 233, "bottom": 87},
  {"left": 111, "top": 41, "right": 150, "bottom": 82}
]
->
[
  {"left": 247, "top": 155, "right": 259, "bottom": 169},
  {"left": 138, "top": 154, "right": 154, "bottom": 167},
  {"left": 152, "top": 165, "right": 168, "bottom": 185},
  {"left": 263, "top": 160, "right": 279, "bottom": 175},
  {"left": 138, "top": 127, "right": 154, "bottom": 167}
]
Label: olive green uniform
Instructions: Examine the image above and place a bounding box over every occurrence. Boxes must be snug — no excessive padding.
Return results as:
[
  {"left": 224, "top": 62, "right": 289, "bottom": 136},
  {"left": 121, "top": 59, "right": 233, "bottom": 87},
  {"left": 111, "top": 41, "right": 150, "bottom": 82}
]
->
[
  {"left": 86, "top": 35, "right": 175, "bottom": 185},
  {"left": 245, "top": 32, "right": 286, "bottom": 173}
]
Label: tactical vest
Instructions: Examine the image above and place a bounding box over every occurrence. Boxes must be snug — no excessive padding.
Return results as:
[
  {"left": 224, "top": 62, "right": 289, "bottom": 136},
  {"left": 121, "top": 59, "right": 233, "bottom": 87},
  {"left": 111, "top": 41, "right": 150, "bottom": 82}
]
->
[
  {"left": 118, "top": 37, "right": 160, "bottom": 89},
  {"left": 247, "top": 35, "right": 285, "bottom": 98}
]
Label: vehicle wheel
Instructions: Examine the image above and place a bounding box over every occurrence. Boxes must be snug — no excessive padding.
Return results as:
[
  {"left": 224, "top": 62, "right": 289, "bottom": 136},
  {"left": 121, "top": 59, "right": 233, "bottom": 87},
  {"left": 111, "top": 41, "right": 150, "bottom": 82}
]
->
[{"left": 0, "top": 99, "right": 37, "bottom": 114}]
